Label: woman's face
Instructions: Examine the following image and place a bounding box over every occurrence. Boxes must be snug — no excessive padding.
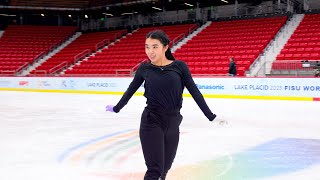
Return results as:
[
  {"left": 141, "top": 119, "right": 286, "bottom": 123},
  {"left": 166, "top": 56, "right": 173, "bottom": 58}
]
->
[{"left": 145, "top": 38, "right": 168, "bottom": 64}]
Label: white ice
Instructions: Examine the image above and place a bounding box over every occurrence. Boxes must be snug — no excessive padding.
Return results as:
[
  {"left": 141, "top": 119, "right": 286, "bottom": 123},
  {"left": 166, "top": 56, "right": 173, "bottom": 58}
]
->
[{"left": 0, "top": 91, "right": 319, "bottom": 180}]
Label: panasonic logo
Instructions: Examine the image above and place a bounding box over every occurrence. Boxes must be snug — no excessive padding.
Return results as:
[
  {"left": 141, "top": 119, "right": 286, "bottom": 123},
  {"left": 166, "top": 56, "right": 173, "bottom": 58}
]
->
[{"left": 196, "top": 84, "right": 225, "bottom": 90}]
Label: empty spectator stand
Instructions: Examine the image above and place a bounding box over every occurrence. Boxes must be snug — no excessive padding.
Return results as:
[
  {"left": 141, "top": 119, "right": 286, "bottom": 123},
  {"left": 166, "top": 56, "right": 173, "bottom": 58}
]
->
[
  {"left": 64, "top": 23, "right": 198, "bottom": 75},
  {"left": 30, "top": 29, "right": 127, "bottom": 75},
  {"left": 174, "top": 16, "right": 287, "bottom": 76},
  {"left": 0, "top": 25, "right": 77, "bottom": 76},
  {"left": 273, "top": 14, "right": 320, "bottom": 76}
]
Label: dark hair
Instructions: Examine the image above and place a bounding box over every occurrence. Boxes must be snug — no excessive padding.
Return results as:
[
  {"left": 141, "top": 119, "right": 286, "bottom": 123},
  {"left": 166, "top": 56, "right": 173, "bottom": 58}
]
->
[{"left": 146, "top": 29, "right": 175, "bottom": 60}]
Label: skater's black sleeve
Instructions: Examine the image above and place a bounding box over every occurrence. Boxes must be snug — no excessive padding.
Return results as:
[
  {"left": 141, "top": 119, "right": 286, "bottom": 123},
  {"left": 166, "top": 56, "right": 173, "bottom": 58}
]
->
[
  {"left": 113, "top": 64, "right": 144, "bottom": 113},
  {"left": 179, "top": 62, "right": 216, "bottom": 121}
]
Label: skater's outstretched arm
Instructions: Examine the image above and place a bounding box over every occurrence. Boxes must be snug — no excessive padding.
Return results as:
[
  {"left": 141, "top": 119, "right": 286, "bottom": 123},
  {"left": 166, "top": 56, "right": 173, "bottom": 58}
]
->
[
  {"left": 180, "top": 61, "right": 216, "bottom": 121},
  {"left": 112, "top": 64, "right": 145, "bottom": 113}
]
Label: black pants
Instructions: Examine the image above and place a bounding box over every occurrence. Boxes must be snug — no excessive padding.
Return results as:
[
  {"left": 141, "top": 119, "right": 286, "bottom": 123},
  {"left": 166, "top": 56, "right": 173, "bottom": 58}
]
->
[{"left": 139, "top": 107, "right": 183, "bottom": 180}]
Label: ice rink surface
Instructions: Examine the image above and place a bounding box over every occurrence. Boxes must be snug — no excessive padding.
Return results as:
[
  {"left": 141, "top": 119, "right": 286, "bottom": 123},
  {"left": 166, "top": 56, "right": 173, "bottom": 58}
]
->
[{"left": 0, "top": 91, "right": 320, "bottom": 180}]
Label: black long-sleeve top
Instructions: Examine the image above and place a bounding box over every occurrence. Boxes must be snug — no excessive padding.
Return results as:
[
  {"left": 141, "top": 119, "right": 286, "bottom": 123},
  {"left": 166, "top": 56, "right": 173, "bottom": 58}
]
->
[{"left": 113, "top": 60, "right": 216, "bottom": 121}]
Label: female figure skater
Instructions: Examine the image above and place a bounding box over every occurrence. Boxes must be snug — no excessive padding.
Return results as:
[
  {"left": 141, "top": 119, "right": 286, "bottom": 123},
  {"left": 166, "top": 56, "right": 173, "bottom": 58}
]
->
[{"left": 106, "top": 29, "right": 216, "bottom": 180}]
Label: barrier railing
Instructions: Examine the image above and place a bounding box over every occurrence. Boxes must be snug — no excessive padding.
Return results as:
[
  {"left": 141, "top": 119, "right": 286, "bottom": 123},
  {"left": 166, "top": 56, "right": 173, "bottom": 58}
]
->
[
  {"left": 34, "top": 51, "right": 46, "bottom": 62},
  {"left": 188, "top": 24, "right": 199, "bottom": 34},
  {"left": 74, "top": 49, "right": 90, "bottom": 64},
  {"left": 115, "top": 69, "right": 132, "bottom": 76},
  {"left": 170, "top": 33, "right": 185, "bottom": 47},
  {"left": 271, "top": 60, "right": 319, "bottom": 76},
  {"left": 16, "top": 62, "right": 29, "bottom": 74},
  {"left": 0, "top": 70, "right": 15, "bottom": 75},
  {"left": 32, "top": 70, "right": 47, "bottom": 75},
  {"left": 115, "top": 29, "right": 128, "bottom": 39},
  {"left": 130, "top": 59, "right": 148, "bottom": 75},
  {"left": 49, "top": 61, "right": 68, "bottom": 74},
  {"left": 0, "top": 62, "right": 29, "bottom": 76},
  {"left": 95, "top": 39, "right": 110, "bottom": 51}
]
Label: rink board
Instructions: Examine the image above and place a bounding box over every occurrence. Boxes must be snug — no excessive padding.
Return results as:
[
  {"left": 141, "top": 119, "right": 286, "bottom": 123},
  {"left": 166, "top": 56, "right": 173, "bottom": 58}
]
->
[{"left": 0, "top": 77, "right": 319, "bottom": 101}]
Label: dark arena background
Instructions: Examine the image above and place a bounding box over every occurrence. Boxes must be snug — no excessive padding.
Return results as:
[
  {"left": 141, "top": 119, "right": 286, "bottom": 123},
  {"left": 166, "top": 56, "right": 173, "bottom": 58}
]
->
[{"left": 0, "top": 0, "right": 320, "bottom": 180}]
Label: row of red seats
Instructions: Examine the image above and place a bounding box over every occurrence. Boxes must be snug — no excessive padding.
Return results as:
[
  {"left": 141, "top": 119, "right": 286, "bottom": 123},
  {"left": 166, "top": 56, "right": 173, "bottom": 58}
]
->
[
  {"left": 284, "top": 42, "right": 320, "bottom": 47},
  {"left": 65, "top": 23, "right": 198, "bottom": 75},
  {"left": 276, "top": 53, "right": 320, "bottom": 60},
  {"left": 281, "top": 47, "right": 320, "bottom": 52}
]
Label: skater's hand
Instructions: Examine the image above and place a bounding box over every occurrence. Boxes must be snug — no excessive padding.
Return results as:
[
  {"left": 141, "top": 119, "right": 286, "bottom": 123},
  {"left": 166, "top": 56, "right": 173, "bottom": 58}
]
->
[
  {"left": 218, "top": 119, "right": 228, "bottom": 126},
  {"left": 106, "top": 105, "right": 115, "bottom": 112},
  {"left": 216, "top": 114, "right": 229, "bottom": 126}
]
